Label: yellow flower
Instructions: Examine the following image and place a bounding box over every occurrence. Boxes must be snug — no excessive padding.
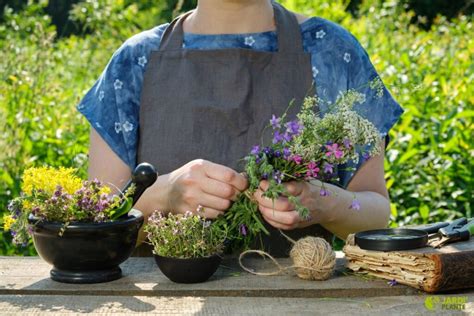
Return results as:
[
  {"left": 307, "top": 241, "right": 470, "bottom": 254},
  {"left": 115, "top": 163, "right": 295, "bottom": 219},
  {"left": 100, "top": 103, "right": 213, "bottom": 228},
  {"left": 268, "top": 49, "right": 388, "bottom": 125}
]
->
[
  {"left": 3, "top": 215, "right": 15, "bottom": 231},
  {"left": 22, "top": 200, "right": 32, "bottom": 210},
  {"left": 99, "top": 185, "right": 111, "bottom": 196},
  {"left": 22, "top": 166, "right": 82, "bottom": 195}
]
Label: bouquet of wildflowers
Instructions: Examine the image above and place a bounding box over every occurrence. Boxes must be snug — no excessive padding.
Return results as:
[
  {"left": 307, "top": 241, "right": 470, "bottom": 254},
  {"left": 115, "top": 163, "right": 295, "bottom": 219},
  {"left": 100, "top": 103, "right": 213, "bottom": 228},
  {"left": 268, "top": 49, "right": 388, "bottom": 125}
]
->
[
  {"left": 215, "top": 88, "right": 382, "bottom": 250},
  {"left": 144, "top": 207, "right": 225, "bottom": 259},
  {"left": 3, "top": 166, "right": 135, "bottom": 246}
]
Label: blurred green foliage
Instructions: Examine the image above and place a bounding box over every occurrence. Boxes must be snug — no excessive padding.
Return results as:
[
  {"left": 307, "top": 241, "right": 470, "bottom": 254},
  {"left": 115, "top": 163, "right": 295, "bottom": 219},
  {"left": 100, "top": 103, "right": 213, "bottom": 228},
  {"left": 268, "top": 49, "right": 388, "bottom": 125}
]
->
[{"left": 0, "top": 0, "right": 472, "bottom": 255}]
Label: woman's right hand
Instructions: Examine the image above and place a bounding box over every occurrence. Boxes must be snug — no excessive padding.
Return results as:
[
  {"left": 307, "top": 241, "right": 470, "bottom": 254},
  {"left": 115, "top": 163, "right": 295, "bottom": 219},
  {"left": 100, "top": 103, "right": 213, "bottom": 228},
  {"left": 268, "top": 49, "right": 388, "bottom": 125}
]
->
[{"left": 165, "top": 159, "right": 248, "bottom": 218}]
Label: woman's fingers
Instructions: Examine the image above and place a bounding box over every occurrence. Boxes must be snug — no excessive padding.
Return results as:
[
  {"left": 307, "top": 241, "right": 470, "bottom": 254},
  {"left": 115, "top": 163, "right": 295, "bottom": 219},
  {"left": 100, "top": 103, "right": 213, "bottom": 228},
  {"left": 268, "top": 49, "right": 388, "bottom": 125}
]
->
[
  {"left": 201, "top": 177, "right": 239, "bottom": 201},
  {"left": 262, "top": 214, "right": 296, "bottom": 230},
  {"left": 200, "top": 207, "right": 225, "bottom": 219},
  {"left": 199, "top": 192, "right": 233, "bottom": 212},
  {"left": 253, "top": 189, "right": 294, "bottom": 212},
  {"left": 259, "top": 205, "right": 300, "bottom": 226},
  {"left": 284, "top": 181, "right": 304, "bottom": 196},
  {"left": 259, "top": 180, "right": 304, "bottom": 196},
  {"left": 203, "top": 161, "right": 248, "bottom": 191}
]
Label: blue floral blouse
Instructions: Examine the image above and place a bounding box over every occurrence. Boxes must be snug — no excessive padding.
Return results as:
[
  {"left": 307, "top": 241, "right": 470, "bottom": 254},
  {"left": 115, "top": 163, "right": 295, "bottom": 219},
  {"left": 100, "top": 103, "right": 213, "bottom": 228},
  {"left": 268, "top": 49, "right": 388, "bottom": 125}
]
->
[{"left": 77, "top": 17, "right": 404, "bottom": 188}]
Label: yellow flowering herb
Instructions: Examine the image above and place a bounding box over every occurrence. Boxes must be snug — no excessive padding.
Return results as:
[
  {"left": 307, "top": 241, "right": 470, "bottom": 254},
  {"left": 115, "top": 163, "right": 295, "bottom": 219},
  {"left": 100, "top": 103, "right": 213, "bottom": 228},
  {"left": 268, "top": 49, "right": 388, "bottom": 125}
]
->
[
  {"left": 3, "top": 215, "right": 15, "bottom": 231},
  {"left": 21, "top": 166, "right": 82, "bottom": 195}
]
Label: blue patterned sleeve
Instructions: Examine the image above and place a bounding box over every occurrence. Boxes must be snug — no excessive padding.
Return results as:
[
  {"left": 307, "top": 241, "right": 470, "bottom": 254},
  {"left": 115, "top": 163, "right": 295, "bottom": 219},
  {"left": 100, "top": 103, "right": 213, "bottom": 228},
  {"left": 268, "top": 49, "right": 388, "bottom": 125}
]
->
[
  {"left": 76, "top": 25, "right": 167, "bottom": 169},
  {"left": 76, "top": 44, "right": 139, "bottom": 170}
]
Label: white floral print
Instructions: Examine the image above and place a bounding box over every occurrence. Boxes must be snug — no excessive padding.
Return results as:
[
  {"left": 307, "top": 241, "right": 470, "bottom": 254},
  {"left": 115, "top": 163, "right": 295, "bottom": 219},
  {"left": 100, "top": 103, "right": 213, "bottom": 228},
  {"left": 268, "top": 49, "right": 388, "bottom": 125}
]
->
[
  {"left": 312, "top": 66, "right": 319, "bottom": 78},
  {"left": 343, "top": 52, "right": 351, "bottom": 63},
  {"left": 138, "top": 56, "right": 147, "bottom": 67},
  {"left": 98, "top": 90, "right": 105, "bottom": 101},
  {"left": 244, "top": 36, "right": 255, "bottom": 46},
  {"left": 114, "top": 122, "right": 122, "bottom": 134},
  {"left": 114, "top": 79, "right": 123, "bottom": 90},
  {"left": 315, "top": 30, "right": 326, "bottom": 39},
  {"left": 123, "top": 121, "right": 134, "bottom": 133}
]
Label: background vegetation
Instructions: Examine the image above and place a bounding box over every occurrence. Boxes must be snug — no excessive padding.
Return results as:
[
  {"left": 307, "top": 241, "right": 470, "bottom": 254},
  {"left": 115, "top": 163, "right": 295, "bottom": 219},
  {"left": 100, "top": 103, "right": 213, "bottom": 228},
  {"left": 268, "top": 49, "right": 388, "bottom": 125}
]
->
[{"left": 0, "top": 0, "right": 472, "bottom": 255}]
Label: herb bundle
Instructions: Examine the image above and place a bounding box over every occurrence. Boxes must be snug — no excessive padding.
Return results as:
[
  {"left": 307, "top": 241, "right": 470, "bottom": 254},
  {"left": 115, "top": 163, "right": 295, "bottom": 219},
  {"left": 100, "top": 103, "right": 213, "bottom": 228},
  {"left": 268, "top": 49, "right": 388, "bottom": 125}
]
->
[{"left": 215, "top": 88, "right": 382, "bottom": 250}]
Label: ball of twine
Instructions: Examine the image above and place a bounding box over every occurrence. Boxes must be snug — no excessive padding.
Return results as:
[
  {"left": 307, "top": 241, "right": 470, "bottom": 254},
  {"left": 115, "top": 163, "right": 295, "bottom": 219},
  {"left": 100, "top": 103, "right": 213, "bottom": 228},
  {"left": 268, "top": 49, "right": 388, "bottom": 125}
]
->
[
  {"left": 290, "top": 236, "right": 335, "bottom": 281},
  {"left": 239, "top": 233, "right": 336, "bottom": 281}
]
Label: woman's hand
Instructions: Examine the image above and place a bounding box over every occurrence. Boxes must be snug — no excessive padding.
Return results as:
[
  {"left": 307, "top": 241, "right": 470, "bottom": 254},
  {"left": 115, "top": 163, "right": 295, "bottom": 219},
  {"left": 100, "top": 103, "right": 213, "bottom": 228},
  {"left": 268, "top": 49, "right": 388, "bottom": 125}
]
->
[
  {"left": 253, "top": 180, "right": 325, "bottom": 230},
  {"left": 166, "top": 159, "right": 248, "bottom": 219}
]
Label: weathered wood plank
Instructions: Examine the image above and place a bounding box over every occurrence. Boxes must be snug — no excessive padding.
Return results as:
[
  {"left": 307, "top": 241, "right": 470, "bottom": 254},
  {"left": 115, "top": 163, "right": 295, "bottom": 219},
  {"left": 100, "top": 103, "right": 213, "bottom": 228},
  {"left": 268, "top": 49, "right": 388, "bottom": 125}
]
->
[
  {"left": 0, "top": 294, "right": 472, "bottom": 315},
  {"left": 0, "top": 254, "right": 423, "bottom": 298}
]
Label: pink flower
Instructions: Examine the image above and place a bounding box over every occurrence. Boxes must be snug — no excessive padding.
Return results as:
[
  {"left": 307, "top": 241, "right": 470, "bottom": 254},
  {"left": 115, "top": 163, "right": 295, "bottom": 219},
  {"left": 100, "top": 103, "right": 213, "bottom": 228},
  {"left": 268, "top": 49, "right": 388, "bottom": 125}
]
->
[
  {"left": 291, "top": 155, "right": 302, "bottom": 165},
  {"left": 325, "top": 143, "right": 344, "bottom": 159},
  {"left": 307, "top": 161, "right": 320, "bottom": 178}
]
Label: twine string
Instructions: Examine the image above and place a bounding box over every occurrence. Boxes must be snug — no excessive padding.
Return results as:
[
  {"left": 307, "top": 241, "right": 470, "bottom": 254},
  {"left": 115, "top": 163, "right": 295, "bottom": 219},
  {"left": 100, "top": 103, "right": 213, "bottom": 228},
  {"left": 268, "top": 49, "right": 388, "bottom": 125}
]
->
[{"left": 238, "top": 234, "right": 336, "bottom": 280}]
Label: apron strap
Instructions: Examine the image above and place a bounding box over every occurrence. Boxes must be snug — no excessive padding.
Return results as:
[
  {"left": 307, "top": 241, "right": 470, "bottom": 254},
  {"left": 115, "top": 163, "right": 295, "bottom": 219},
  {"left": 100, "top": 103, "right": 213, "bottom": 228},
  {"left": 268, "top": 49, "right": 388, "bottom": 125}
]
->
[
  {"left": 159, "top": 2, "right": 304, "bottom": 53},
  {"left": 159, "top": 10, "right": 194, "bottom": 51},
  {"left": 272, "top": 1, "right": 304, "bottom": 54}
]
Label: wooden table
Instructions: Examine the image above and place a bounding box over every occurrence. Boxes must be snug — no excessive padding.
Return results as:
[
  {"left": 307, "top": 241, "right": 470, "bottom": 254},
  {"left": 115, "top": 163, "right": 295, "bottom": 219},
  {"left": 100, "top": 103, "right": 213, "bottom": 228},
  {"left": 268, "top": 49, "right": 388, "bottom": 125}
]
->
[{"left": 0, "top": 253, "right": 473, "bottom": 315}]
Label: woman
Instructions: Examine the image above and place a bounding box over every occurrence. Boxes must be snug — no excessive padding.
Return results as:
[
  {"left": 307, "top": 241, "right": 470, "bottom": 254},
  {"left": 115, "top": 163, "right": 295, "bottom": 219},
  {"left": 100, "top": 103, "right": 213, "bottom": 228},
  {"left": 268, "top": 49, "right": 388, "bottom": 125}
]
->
[{"left": 77, "top": 0, "right": 403, "bottom": 256}]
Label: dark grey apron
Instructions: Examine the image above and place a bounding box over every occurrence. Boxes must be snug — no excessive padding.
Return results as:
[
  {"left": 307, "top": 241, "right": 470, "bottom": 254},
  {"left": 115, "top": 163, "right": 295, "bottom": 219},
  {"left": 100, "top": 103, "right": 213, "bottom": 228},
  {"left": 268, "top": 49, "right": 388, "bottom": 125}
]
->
[{"left": 136, "top": 2, "right": 333, "bottom": 257}]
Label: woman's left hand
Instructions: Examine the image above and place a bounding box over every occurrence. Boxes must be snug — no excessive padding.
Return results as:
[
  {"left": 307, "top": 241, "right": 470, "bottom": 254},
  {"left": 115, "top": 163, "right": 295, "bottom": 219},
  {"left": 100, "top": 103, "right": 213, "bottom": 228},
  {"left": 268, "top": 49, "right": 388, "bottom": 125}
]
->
[{"left": 253, "top": 180, "right": 322, "bottom": 230}]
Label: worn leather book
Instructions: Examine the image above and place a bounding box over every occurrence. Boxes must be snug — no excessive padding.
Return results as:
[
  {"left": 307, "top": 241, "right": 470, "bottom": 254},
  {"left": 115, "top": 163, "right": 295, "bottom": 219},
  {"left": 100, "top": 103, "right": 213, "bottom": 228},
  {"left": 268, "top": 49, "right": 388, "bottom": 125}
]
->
[{"left": 343, "top": 234, "right": 474, "bottom": 293}]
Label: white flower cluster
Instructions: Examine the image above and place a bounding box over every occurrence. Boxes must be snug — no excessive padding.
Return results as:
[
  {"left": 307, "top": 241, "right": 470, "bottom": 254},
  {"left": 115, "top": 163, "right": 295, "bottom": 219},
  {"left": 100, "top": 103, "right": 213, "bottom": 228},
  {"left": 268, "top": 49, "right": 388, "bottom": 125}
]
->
[{"left": 291, "top": 90, "right": 382, "bottom": 165}]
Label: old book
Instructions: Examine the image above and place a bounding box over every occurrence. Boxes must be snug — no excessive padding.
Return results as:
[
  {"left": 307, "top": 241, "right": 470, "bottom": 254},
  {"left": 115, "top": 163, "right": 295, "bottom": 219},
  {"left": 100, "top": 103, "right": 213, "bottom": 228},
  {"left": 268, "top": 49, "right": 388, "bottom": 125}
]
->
[{"left": 343, "top": 234, "right": 474, "bottom": 293}]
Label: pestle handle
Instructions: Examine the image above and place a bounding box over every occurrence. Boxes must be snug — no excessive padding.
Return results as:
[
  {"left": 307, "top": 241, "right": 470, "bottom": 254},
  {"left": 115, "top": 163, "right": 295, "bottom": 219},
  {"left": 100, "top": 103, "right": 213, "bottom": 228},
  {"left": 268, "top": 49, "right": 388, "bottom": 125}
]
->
[{"left": 122, "top": 163, "right": 158, "bottom": 206}]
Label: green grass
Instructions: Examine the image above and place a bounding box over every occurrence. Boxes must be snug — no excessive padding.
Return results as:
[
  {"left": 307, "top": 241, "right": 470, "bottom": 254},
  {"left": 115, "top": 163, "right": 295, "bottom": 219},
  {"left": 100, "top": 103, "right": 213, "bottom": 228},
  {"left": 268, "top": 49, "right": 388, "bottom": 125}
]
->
[{"left": 0, "top": 0, "right": 472, "bottom": 255}]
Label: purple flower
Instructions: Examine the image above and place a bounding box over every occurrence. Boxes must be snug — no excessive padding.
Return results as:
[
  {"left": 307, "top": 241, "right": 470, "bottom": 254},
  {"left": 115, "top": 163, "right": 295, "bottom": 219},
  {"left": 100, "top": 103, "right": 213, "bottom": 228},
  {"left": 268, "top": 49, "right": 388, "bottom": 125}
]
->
[
  {"left": 54, "top": 185, "right": 62, "bottom": 197},
  {"left": 320, "top": 188, "right": 331, "bottom": 196},
  {"left": 256, "top": 157, "right": 262, "bottom": 164},
  {"left": 239, "top": 224, "right": 248, "bottom": 236},
  {"left": 325, "top": 143, "right": 344, "bottom": 159},
  {"left": 273, "top": 131, "right": 284, "bottom": 144},
  {"left": 263, "top": 147, "right": 273, "bottom": 156},
  {"left": 283, "top": 148, "right": 291, "bottom": 159},
  {"left": 274, "top": 150, "right": 281, "bottom": 158},
  {"left": 285, "top": 120, "right": 303, "bottom": 136},
  {"left": 273, "top": 171, "right": 283, "bottom": 184},
  {"left": 32, "top": 206, "right": 40, "bottom": 215},
  {"left": 349, "top": 199, "right": 361, "bottom": 211},
  {"left": 387, "top": 279, "right": 397, "bottom": 287},
  {"left": 283, "top": 132, "right": 293, "bottom": 142},
  {"left": 262, "top": 173, "right": 269, "bottom": 180},
  {"left": 323, "top": 163, "right": 334, "bottom": 174},
  {"left": 251, "top": 145, "right": 260, "bottom": 156},
  {"left": 270, "top": 115, "right": 281, "bottom": 129},
  {"left": 362, "top": 152, "right": 371, "bottom": 160},
  {"left": 343, "top": 138, "right": 351, "bottom": 149}
]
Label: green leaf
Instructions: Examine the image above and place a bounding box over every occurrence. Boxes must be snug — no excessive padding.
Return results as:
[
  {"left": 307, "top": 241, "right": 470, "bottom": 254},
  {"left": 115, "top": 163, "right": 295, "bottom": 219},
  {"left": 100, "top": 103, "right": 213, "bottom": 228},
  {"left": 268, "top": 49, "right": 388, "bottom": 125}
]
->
[{"left": 110, "top": 197, "right": 133, "bottom": 220}]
